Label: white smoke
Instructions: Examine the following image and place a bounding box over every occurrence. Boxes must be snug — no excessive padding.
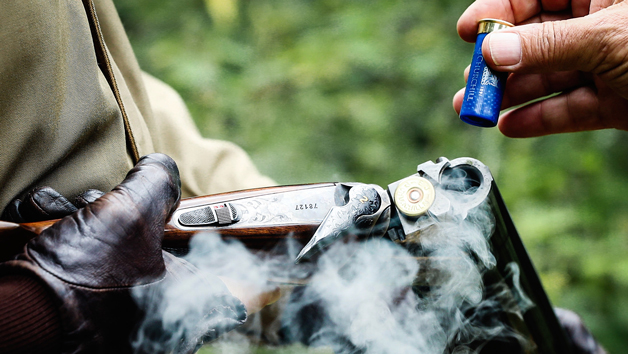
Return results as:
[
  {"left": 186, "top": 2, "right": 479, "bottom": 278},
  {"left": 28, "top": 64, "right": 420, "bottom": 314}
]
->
[{"left": 132, "top": 174, "right": 535, "bottom": 353}]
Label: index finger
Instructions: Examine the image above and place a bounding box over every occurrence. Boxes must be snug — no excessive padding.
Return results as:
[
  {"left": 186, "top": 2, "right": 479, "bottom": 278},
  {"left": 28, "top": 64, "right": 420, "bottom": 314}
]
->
[
  {"left": 497, "top": 86, "right": 602, "bottom": 137},
  {"left": 457, "top": 0, "right": 575, "bottom": 42},
  {"left": 457, "top": 0, "right": 540, "bottom": 42}
]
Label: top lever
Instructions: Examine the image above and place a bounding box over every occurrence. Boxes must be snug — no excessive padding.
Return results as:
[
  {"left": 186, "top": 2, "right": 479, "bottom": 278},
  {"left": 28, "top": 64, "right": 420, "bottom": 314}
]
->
[{"left": 295, "top": 184, "right": 391, "bottom": 263}]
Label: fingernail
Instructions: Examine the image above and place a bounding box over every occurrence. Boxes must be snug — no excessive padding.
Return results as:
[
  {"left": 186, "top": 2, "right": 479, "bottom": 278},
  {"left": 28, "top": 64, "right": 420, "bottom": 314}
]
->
[{"left": 488, "top": 32, "right": 521, "bottom": 66}]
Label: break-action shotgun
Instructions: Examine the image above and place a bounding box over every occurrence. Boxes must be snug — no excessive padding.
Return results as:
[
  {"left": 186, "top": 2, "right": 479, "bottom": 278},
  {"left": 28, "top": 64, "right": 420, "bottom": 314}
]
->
[{"left": 0, "top": 157, "right": 573, "bottom": 354}]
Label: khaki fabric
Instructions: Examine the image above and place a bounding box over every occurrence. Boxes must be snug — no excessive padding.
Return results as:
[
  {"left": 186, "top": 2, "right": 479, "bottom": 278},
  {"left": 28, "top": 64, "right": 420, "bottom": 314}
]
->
[
  {"left": 142, "top": 73, "right": 275, "bottom": 198},
  {"left": 0, "top": 0, "right": 274, "bottom": 213}
]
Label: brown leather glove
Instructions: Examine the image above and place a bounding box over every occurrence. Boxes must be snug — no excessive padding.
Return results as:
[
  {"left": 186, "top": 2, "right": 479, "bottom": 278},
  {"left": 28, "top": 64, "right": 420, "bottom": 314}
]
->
[
  {"left": 0, "top": 153, "right": 246, "bottom": 354},
  {"left": 1, "top": 187, "right": 104, "bottom": 222}
]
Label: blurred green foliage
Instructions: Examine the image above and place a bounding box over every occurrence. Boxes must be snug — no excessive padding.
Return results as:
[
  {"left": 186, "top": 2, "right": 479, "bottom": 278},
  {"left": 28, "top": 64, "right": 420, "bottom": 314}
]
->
[{"left": 116, "top": 0, "right": 628, "bottom": 351}]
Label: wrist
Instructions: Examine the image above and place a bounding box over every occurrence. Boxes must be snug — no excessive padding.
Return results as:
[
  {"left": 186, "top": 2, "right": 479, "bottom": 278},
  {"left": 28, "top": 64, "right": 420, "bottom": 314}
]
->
[{"left": 0, "top": 274, "right": 61, "bottom": 354}]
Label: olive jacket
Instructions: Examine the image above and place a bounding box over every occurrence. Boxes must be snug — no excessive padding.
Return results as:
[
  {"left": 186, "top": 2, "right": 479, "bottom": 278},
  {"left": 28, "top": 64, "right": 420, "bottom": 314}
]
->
[{"left": 0, "top": 0, "right": 274, "bottom": 213}]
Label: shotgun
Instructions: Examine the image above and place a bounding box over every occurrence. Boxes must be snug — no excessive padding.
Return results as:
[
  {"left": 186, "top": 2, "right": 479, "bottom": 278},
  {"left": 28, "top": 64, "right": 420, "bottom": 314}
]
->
[
  {"left": 0, "top": 182, "right": 374, "bottom": 259},
  {"left": 0, "top": 157, "right": 573, "bottom": 354}
]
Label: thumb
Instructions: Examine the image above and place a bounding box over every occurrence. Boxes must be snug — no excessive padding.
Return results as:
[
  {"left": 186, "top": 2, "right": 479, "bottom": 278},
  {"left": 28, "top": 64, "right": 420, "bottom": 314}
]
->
[
  {"left": 28, "top": 153, "right": 182, "bottom": 288},
  {"left": 482, "top": 5, "right": 628, "bottom": 75}
]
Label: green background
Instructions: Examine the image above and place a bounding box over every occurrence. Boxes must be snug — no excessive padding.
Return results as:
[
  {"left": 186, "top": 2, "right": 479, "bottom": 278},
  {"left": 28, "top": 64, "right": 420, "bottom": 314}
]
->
[{"left": 115, "top": 0, "right": 628, "bottom": 351}]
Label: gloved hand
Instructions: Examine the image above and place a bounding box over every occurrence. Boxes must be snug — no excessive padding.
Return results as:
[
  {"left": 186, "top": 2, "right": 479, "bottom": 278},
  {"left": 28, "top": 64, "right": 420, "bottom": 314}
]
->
[
  {"left": 2, "top": 187, "right": 104, "bottom": 223},
  {"left": 555, "top": 308, "right": 607, "bottom": 354},
  {"left": 0, "top": 153, "right": 247, "bottom": 354}
]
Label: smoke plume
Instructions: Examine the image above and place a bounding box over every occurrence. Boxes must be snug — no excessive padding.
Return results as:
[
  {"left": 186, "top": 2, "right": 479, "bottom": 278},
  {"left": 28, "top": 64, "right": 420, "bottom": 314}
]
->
[{"left": 132, "top": 175, "right": 534, "bottom": 353}]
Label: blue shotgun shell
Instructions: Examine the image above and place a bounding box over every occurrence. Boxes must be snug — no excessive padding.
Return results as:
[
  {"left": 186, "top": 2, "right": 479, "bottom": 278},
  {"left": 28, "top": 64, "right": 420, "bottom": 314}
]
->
[{"left": 460, "top": 19, "right": 514, "bottom": 127}]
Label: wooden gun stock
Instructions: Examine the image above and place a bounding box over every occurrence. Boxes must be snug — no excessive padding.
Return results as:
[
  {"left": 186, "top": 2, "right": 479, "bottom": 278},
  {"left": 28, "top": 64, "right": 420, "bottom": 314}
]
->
[{"left": 0, "top": 183, "right": 339, "bottom": 262}]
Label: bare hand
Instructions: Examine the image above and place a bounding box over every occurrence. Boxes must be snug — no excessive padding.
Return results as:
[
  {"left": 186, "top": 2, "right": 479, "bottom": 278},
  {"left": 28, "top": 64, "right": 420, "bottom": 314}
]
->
[
  {"left": 453, "top": 0, "right": 628, "bottom": 137},
  {"left": 218, "top": 276, "right": 281, "bottom": 315}
]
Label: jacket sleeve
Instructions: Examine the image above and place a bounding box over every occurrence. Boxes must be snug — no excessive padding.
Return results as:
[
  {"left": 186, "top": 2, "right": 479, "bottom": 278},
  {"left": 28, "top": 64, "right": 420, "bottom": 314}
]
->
[{"left": 141, "top": 72, "right": 276, "bottom": 197}]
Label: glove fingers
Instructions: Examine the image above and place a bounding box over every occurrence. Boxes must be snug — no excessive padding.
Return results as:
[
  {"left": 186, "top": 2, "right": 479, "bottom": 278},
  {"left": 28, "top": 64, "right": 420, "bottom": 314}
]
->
[
  {"left": 74, "top": 189, "right": 105, "bottom": 208},
  {"left": 27, "top": 187, "right": 79, "bottom": 219},
  {"left": 29, "top": 153, "right": 182, "bottom": 288},
  {"left": 2, "top": 187, "right": 78, "bottom": 223},
  {"left": 2, "top": 187, "right": 106, "bottom": 223},
  {"left": 1, "top": 199, "right": 25, "bottom": 222}
]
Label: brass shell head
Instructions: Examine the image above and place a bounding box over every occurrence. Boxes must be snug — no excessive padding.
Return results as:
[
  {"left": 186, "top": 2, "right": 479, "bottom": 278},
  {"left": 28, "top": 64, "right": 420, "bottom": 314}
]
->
[
  {"left": 478, "top": 19, "right": 514, "bottom": 34},
  {"left": 393, "top": 176, "right": 435, "bottom": 217}
]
